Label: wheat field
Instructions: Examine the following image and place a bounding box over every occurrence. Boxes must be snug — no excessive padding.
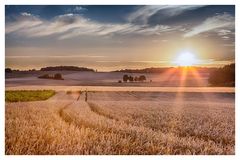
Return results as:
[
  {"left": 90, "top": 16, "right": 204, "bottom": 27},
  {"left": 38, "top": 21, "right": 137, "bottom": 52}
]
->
[{"left": 5, "top": 90, "right": 235, "bottom": 155}]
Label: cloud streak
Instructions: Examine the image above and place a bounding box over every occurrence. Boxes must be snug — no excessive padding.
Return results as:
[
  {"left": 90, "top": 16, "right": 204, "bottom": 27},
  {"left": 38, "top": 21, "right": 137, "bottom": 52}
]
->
[
  {"left": 6, "top": 55, "right": 106, "bottom": 58},
  {"left": 5, "top": 8, "right": 235, "bottom": 42},
  {"left": 127, "top": 5, "right": 204, "bottom": 24},
  {"left": 6, "top": 12, "right": 178, "bottom": 40},
  {"left": 6, "top": 12, "right": 42, "bottom": 34},
  {"left": 183, "top": 13, "right": 234, "bottom": 37}
]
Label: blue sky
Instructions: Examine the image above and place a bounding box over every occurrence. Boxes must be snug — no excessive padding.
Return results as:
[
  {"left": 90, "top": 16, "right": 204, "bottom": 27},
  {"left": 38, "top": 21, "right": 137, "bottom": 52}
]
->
[{"left": 5, "top": 5, "right": 235, "bottom": 71}]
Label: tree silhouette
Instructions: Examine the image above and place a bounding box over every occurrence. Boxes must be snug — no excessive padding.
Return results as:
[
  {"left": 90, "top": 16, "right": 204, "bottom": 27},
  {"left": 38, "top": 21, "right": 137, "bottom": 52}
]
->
[
  {"left": 5, "top": 68, "right": 12, "bottom": 73},
  {"left": 54, "top": 73, "right": 63, "bottom": 80},
  {"left": 139, "top": 75, "right": 146, "bottom": 82},
  {"left": 129, "top": 76, "right": 134, "bottom": 82},
  {"left": 38, "top": 73, "right": 64, "bottom": 80},
  {"left": 40, "top": 66, "right": 95, "bottom": 72},
  {"left": 208, "top": 63, "right": 235, "bottom": 86},
  {"left": 38, "top": 74, "right": 50, "bottom": 79},
  {"left": 123, "top": 74, "right": 129, "bottom": 82},
  {"left": 134, "top": 76, "right": 139, "bottom": 82}
]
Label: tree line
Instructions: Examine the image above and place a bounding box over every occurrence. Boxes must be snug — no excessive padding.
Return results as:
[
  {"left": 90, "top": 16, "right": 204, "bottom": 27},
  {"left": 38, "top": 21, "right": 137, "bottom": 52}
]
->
[
  {"left": 114, "top": 67, "right": 215, "bottom": 73},
  {"left": 38, "top": 73, "right": 64, "bottom": 80},
  {"left": 208, "top": 63, "right": 235, "bottom": 86},
  {"left": 40, "top": 66, "right": 95, "bottom": 72},
  {"left": 119, "top": 74, "right": 147, "bottom": 83},
  {"left": 5, "top": 66, "right": 95, "bottom": 72}
]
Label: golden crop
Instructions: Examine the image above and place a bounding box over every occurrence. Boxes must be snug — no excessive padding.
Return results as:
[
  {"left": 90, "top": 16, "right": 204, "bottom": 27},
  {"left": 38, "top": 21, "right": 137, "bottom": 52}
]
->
[{"left": 5, "top": 91, "right": 234, "bottom": 155}]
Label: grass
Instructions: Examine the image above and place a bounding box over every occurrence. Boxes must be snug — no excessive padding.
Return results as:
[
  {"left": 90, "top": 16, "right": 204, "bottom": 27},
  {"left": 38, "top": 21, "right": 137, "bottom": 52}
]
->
[{"left": 5, "top": 90, "right": 55, "bottom": 102}]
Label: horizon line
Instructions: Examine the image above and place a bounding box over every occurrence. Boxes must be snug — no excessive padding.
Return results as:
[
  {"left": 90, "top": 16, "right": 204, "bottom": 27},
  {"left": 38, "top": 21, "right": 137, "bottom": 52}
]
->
[{"left": 5, "top": 63, "right": 235, "bottom": 72}]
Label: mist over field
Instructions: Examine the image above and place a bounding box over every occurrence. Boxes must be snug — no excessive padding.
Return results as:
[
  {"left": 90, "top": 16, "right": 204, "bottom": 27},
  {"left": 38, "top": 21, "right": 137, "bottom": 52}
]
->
[{"left": 6, "top": 70, "right": 210, "bottom": 87}]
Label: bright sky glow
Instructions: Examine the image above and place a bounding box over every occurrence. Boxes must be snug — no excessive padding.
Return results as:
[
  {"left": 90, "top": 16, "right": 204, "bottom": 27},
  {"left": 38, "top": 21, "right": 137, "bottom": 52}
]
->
[{"left": 173, "top": 52, "right": 198, "bottom": 66}]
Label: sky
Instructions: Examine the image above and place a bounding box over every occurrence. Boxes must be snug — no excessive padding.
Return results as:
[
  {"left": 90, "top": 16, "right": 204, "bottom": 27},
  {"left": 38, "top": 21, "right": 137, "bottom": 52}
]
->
[{"left": 5, "top": 5, "right": 235, "bottom": 71}]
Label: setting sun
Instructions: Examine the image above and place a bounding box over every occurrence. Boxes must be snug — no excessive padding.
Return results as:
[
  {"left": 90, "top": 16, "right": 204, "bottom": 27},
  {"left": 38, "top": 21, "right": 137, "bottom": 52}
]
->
[{"left": 173, "top": 52, "right": 198, "bottom": 67}]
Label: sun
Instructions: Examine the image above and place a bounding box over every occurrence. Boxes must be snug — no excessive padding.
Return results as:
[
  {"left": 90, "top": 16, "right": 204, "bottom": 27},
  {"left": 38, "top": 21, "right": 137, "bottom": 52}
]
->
[{"left": 173, "top": 52, "right": 198, "bottom": 67}]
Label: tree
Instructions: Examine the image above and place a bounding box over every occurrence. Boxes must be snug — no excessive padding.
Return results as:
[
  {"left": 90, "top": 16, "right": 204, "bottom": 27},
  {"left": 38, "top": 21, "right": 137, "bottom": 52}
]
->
[
  {"left": 139, "top": 75, "right": 146, "bottom": 82},
  {"left": 129, "top": 76, "right": 134, "bottom": 82},
  {"left": 5, "top": 68, "right": 12, "bottom": 73},
  {"left": 54, "top": 73, "right": 63, "bottom": 80},
  {"left": 123, "top": 74, "right": 129, "bottom": 82},
  {"left": 38, "top": 74, "right": 50, "bottom": 79},
  {"left": 134, "top": 76, "right": 139, "bottom": 82},
  {"left": 208, "top": 63, "right": 235, "bottom": 86}
]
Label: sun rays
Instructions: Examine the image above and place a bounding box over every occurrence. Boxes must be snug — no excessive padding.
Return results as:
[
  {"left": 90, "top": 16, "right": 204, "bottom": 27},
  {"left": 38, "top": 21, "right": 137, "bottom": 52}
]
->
[{"left": 158, "top": 66, "right": 203, "bottom": 87}]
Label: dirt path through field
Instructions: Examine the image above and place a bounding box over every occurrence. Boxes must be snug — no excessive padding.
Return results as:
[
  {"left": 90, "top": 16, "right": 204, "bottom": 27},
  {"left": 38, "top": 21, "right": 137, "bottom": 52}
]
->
[{"left": 55, "top": 91, "right": 82, "bottom": 125}]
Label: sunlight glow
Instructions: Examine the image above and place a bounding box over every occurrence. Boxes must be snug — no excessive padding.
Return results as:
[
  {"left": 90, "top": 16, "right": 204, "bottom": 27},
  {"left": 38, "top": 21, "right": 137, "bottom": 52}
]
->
[{"left": 173, "top": 52, "right": 198, "bottom": 67}]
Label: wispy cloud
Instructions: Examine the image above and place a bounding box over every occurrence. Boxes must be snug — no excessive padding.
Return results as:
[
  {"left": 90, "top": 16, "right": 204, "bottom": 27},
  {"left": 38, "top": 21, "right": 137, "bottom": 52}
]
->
[
  {"left": 6, "top": 12, "right": 42, "bottom": 34},
  {"left": 127, "top": 5, "right": 204, "bottom": 24},
  {"left": 20, "top": 12, "right": 32, "bottom": 16},
  {"left": 6, "top": 8, "right": 235, "bottom": 42},
  {"left": 73, "top": 6, "right": 88, "bottom": 12},
  {"left": 6, "top": 55, "right": 106, "bottom": 58},
  {"left": 217, "top": 29, "right": 232, "bottom": 36},
  {"left": 6, "top": 12, "right": 178, "bottom": 40},
  {"left": 183, "top": 13, "right": 234, "bottom": 37},
  {"left": 222, "top": 36, "right": 230, "bottom": 39},
  {"left": 65, "top": 6, "right": 88, "bottom": 13}
]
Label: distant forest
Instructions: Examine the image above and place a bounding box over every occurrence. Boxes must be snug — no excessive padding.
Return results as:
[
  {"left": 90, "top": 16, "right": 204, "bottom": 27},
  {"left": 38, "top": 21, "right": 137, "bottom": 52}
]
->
[
  {"left": 113, "top": 67, "right": 217, "bottom": 73},
  {"left": 5, "top": 66, "right": 95, "bottom": 72},
  {"left": 208, "top": 63, "right": 235, "bottom": 87},
  {"left": 40, "top": 66, "right": 95, "bottom": 72}
]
